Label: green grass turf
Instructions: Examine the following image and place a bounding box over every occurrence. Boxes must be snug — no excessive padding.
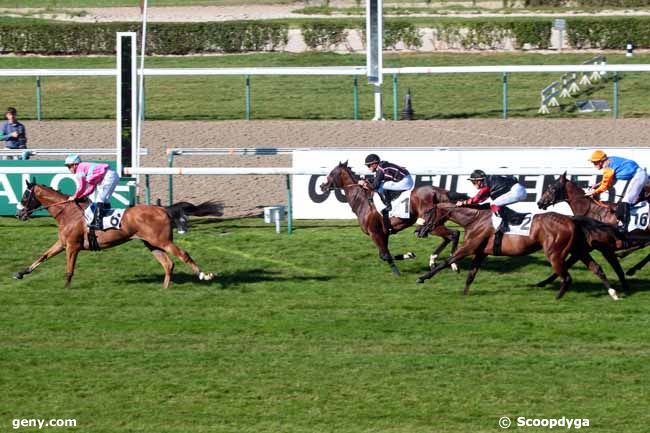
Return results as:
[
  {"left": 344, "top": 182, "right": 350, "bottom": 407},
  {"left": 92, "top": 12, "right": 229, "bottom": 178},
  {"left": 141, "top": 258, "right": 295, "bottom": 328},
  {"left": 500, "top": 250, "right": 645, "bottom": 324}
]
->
[
  {"left": 1, "top": 52, "right": 649, "bottom": 120},
  {"left": 1, "top": 216, "right": 650, "bottom": 432}
]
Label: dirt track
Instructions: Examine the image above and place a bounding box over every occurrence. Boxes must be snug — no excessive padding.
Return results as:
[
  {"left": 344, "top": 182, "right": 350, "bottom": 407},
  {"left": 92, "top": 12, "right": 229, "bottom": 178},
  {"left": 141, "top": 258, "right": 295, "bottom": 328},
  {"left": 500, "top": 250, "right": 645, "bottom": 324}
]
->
[{"left": 25, "top": 119, "right": 650, "bottom": 216}]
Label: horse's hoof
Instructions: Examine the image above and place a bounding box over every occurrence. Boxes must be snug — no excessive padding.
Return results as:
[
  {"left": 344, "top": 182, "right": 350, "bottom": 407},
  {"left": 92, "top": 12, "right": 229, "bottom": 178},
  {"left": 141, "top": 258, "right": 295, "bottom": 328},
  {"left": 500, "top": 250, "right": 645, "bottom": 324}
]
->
[
  {"left": 13, "top": 272, "right": 22, "bottom": 280},
  {"left": 199, "top": 272, "right": 215, "bottom": 281},
  {"left": 429, "top": 254, "right": 437, "bottom": 267},
  {"left": 450, "top": 263, "right": 459, "bottom": 273},
  {"left": 608, "top": 288, "right": 620, "bottom": 301},
  {"left": 415, "top": 278, "right": 424, "bottom": 284}
]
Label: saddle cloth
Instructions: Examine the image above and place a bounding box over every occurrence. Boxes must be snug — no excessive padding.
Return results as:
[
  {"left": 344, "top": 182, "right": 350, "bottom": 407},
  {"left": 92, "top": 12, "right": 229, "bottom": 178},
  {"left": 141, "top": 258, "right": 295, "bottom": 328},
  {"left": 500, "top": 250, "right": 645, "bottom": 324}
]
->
[
  {"left": 372, "top": 187, "right": 414, "bottom": 219},
  {"left": 84, "top": 204, "right": 125, "bottom": 230},
  {"left": 628, "top": 201, "right": 650, "bottom": 231},
  {"left": 491, "top": 212, "right": 534, "bottom": 236}
]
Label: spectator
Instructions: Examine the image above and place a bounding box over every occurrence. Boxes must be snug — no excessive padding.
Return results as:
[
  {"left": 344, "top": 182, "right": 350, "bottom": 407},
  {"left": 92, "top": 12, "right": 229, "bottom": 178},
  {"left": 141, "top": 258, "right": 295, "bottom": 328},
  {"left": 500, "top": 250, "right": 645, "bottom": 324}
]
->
[{"left": 1, "top": 107, "right": 27, "bottom": 160}]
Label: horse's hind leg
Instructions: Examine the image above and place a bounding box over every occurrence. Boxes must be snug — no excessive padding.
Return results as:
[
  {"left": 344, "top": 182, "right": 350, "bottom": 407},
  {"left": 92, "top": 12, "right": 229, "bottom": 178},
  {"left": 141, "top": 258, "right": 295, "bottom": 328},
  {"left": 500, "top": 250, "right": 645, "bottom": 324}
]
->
[
  {"left": 579, "top": 253, "right": 620, "bottom": 300},
  {"left": 626, "top": 252, "right": 650, "bottom": 276},
  {"left": 463, "top": 253, "right": 486, "bottom": 296},
  {"left": 14, "top": 240, "right": 64, "bottom": 280},
  {"left": 548, "top": 254, "right": 572, "bottom": 300},
  {"left": 144, "top": 241, "right": 174, "bottom": 289},
  {"left": 601, "top": 249, "right": 629, "bottom": 293},
  {"left": 162, "top": 242, "right": 215, "bottom": 281}
]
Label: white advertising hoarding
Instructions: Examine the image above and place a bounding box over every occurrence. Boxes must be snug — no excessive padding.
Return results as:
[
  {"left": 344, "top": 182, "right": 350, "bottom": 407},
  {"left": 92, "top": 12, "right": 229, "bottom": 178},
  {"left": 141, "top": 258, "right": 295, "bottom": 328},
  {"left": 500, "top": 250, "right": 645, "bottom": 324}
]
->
[{"left": 292, "top": 148, "right": 650, "bottom": 219}]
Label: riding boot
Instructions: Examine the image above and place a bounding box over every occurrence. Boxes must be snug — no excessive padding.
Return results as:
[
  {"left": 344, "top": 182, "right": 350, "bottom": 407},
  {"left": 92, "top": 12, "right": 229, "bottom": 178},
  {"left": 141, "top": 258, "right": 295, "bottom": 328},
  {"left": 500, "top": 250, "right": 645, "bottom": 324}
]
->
[
  {"left": 91, "top": 203, "right": 104, "bottom": 231},
  {"left": 616, "top": 202, "right": 631, "bottom": 234}
]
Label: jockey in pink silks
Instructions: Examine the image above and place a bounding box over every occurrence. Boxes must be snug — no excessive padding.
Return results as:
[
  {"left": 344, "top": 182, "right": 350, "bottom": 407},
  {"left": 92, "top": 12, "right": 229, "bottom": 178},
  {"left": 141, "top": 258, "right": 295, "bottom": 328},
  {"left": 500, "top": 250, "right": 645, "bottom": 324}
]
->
[{"left": 64, "top": 154, "right": 120, "bottom": 230}]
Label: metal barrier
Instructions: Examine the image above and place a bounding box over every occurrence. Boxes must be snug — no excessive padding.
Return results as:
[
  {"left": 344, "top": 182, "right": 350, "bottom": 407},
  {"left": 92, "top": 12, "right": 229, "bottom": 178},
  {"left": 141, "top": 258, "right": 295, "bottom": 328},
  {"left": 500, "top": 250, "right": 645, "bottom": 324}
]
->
[
  {"left": 0, "top": 148, "right": 148, "bottom": 160},
  {"left": 538, "top": 81, "right": 561, "bottom": 114}
]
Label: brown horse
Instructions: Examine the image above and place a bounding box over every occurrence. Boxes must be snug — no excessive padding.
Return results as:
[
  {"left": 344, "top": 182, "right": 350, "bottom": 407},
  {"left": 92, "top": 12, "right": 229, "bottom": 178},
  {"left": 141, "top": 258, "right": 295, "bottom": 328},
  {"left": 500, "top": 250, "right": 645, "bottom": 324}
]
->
[
  {"left": 537, "top": 173, "right": 650, "bottom": 276},
  {"left": 415, "top": 203, "right": 621, "bottom": 300},
  {"left": 319, "top": 161, "right": 463, "bottom": 276},
  {"left": 14, "top": 180, "right": 222, "bottom": 288}
]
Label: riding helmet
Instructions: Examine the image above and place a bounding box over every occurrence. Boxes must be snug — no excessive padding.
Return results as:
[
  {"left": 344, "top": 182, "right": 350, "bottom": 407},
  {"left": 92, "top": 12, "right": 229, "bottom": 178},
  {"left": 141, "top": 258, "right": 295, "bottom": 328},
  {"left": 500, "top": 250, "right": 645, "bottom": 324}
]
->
[
  {"left": 468, "top": 169, "right": 487, "bottom": 180},
  {"left": 589, "top": 150, "right": 607, "bottom": 163},
  {"left": 65, "top": 154, "right": 81, "bottom": 166},
  {"left": 364, "top": 154, "right": 381, "bottom": 166}
]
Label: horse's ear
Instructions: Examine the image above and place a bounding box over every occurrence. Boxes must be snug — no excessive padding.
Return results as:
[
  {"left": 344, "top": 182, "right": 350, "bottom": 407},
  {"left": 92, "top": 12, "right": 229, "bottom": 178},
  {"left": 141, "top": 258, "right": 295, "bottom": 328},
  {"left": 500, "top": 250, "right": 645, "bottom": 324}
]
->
[
  {"left": 342, "top": 160, "right": 348, "bottom": 167},
  {"left": 25, "top": 179, "right": 31, "bottom": 188},
  {"left": 560, "top": 171, "right": 567, "bottom": 182},
  {"left": 31, "top": 176, "right": 36, "bottom": 185}
]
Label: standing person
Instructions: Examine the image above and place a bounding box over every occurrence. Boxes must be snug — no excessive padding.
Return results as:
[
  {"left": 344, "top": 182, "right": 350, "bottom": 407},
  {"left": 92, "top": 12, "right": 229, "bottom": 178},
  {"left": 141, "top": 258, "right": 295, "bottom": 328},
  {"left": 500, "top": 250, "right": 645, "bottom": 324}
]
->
[
  {"left": 456, "top": 169, "right": 526, "bottom": 233},
  {"left": 1, "top": 107, "right": 27, "bottom": 160},
  {"left": 358, "top": 153, "right": 414, "bottom": 231},
  {"left": 64, "top": 154, "right": 120, "bottom": 230},
  {"left": 586, "top": 150, "right": 648, "bottom": 233}
]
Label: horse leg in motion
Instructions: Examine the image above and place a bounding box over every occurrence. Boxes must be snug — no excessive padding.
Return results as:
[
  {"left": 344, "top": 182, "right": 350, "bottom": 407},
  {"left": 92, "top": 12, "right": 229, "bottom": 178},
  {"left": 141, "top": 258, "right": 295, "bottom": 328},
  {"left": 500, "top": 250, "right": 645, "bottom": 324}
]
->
[
  {"left": 370, "top": 231, "right": 400, "bottom": 276},
  {"left": 144, "top": 241, "right": 174, "bottom": 289},
  {"left": 14, "top": 240, "right": 65, "bottom": 280},
  {"left": 64, "top": 243, "right": 81, "bottom": 289},
  {"left": 626, "top": 252, "right": 650, "bottom": 276},
  {"left": 415, "top": 240, "right": 478, "bottom": 284},
  {"left": 545, "top": 249, "right": 572, "bottom": 300},
  {"left": 160, "top": 241, "right": 214, "bottom": 282},
  {"left": 462, "top": 253, "right": 487, "bottom": 295},
  {"left": 578, "top": 253, "right": 620, "bottom": 300},
  {"left": 429, "top": 226, "right": 461, "bottom": 272}
]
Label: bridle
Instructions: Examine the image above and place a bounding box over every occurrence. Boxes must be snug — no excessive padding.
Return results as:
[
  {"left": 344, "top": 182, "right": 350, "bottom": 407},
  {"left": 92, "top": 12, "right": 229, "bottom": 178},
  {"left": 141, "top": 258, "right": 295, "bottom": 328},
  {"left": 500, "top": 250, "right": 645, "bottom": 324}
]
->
[{"left": 19, "top": 184, "right": 72, "bottom": 218}]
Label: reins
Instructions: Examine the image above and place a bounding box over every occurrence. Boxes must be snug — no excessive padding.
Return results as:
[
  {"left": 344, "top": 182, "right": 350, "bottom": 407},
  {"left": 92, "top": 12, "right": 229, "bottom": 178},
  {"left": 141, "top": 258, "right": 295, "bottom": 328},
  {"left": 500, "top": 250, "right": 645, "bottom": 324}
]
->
[{"left": 27, "top": 200, "right": 70, "bottom": 215}]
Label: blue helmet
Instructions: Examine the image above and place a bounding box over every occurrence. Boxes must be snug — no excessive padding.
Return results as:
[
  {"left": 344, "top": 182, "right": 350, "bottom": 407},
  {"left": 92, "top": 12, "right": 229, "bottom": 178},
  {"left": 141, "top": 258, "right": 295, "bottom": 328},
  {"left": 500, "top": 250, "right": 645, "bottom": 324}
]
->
[{"left": 64, "top": 154, "right": 81, "bottom": 166}]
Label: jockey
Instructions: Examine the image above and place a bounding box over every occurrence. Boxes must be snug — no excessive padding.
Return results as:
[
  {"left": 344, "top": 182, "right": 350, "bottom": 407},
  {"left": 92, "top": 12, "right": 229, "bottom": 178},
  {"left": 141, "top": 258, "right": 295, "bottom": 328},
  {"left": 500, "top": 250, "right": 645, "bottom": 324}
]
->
[
  {"left": 64, "top": 154, "right": 120, "bottom": 230},
  {"left": 456, "top": 169, "right": 526, "bottom": 232},
  {"left": 359, "top": 153, "right": 414, "bottom": 212},
  {"left": 358, "top": 153, "right": 413, "bottom": 233},
  {"left": 586, "top": 150, "right": 648, "bottom": 232}
]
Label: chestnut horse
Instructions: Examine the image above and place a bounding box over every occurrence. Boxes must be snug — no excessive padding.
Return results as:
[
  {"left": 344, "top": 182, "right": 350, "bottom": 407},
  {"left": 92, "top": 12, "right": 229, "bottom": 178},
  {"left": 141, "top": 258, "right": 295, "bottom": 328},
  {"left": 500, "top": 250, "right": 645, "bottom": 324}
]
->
[
  {"left": 14, "top": 181, "right": 222, "bottom": 288},
  {"left": 537, "top": 173, "right": 650, "bottom": 276},
  {"left": 415, "top": 203, "right": 621, "bottom": 300},
  {"left": 319, "top": 161, "right": 463, "bottom": 276}
]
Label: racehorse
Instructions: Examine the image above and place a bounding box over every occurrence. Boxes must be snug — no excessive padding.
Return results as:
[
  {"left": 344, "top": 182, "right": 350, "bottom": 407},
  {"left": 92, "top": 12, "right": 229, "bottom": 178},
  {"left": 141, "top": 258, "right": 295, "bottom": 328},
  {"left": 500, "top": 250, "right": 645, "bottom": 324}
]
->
[
  {"left": 414, "top": 203, "right": 622, "bottom": 300},
  {"left": 319, "top": 161, "right": 464, "bottom": 276},
  {"left": 537, "top": 172, "right": 650, "bottom": 276},
  {"left": 14, "top": 180, "right": 223, "bottom": 288}
]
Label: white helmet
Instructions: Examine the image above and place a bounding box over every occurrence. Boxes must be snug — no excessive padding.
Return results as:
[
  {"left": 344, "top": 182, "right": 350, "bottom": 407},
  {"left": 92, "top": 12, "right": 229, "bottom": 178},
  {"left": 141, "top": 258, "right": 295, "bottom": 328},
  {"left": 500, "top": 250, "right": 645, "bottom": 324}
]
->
[{"left": 64, "top": 154, "right": 81, "bottom": 165}]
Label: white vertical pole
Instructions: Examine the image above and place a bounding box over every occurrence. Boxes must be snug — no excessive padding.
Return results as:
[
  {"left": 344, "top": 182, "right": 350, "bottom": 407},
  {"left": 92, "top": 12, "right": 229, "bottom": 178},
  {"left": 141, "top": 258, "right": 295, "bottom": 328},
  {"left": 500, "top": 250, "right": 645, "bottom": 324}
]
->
[
  {"left": 366, "top": 0, "right": 383, "bottom": 120},
  {"left": 136, "top": 0, "right": 148, "bottom": 176}
]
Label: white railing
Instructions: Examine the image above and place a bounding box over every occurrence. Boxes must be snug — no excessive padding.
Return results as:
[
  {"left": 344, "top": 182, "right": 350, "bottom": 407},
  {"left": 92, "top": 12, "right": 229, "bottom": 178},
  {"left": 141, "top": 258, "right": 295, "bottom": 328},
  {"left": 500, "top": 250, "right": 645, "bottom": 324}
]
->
[{"left": 0, "top": 148, "right": 148, "bottom": 158}]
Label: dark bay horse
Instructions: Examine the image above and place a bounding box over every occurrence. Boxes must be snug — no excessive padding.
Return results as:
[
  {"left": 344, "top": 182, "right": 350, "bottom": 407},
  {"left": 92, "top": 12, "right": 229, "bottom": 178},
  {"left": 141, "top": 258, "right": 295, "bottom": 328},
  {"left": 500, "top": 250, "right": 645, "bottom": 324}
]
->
[
  {"left": 14, "top": 181, "right": 222, "bottom": 288},
  {"left": 537, "top": 173, "right": 650, "bottom": 276},
  {"left": 415, "top": 203, "right": 622, "bottom": 300},
  {"left": 319, "top": 161, "right": 463, "bottom": 276}
]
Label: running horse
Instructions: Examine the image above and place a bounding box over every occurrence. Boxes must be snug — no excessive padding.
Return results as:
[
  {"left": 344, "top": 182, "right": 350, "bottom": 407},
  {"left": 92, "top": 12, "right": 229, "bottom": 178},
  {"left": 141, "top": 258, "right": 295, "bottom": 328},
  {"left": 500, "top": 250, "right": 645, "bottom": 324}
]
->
[
  {"left": 537, "top": 172, "right": 650, "bottom": 276},
  {"left": 415, "top": 203, "right": 623, "bottom": 300},
  {"left": 319, "top": 161, "right": 464, "bottom": 276},
  {"left": 14, "top": 180, "right": 223, "bottom": 288}
]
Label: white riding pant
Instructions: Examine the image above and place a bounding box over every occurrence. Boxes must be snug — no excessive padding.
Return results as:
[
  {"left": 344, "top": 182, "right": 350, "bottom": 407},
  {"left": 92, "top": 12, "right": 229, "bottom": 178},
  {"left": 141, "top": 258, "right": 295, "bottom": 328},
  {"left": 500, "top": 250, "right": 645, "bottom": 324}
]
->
[
  {"left": 622, "top": 167, "right": 648, "bottom": 204},
  {"left": 379, "top": 175, "right": 414, "bottom": 193},
  {"left": 493, "top": 183, "right": 527, "bottom": 206},
  {"left": 94, "top": 169, "right": 120, "bottom": 204}
]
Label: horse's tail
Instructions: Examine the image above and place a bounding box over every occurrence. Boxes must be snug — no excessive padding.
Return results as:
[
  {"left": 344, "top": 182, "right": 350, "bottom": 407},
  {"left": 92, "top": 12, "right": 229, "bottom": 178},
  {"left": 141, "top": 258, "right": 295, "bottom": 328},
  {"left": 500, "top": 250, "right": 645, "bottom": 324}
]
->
[
  {"left": 571, "top": 215, "right": 625, "bottom": 249},
  {"left": 165, "top": 201, "right": 224, "bottom": 234}
]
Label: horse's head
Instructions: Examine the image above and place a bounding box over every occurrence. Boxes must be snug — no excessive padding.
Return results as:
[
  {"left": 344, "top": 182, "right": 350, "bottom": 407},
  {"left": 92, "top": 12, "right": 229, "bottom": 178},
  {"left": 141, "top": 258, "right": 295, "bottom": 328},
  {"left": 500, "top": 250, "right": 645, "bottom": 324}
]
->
[
  {"left": 16, "top": 179, "right": 41, "bottom": 221},
  {"left": 537, "top": 171, "right": 568, "bottom": 210},
  {"left": 320, "top": 161, "right": 356, "bottom": 192}
]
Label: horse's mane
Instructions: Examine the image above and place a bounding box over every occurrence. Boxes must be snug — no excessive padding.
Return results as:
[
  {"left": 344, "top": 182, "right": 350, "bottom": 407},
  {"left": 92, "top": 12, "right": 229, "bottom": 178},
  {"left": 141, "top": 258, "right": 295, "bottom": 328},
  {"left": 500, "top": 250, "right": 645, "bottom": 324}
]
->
[{"left": 36, "top": 183, "right": 70, "bottom": 199}]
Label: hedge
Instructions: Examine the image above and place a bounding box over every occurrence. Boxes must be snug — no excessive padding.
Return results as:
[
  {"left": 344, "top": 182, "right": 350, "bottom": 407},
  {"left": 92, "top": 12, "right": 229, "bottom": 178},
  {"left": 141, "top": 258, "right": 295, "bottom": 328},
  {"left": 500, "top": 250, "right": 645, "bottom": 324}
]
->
[
  {"left": 2, "top": 17, "right": 650, "bottom": 54},
  {"left": 0, "top": 22, "right": 289, "bottom": 55}
]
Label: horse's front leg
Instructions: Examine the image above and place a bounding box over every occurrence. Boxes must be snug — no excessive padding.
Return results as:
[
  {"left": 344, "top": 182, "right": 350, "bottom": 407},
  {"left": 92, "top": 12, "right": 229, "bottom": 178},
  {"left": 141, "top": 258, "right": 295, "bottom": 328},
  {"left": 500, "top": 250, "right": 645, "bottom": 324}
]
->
[
  {"left": 64, "top": 245, "right": 81, "bottom": 289},
  {"left": 370, "top": 231, "right": 400, "bottom": 276},
  {"left": 14, "top": 240, "right": 64, "bottom": 280},
  {"left": 626, "top": 252, "right": 650, "bottom": 276}
]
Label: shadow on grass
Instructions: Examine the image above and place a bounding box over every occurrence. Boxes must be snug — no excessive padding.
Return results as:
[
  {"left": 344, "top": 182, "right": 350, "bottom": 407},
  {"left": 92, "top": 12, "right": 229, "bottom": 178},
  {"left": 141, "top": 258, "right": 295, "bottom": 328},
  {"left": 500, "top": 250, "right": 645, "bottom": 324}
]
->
[{"left": 123, "top": 268, "right": 332, "bottom": 289}]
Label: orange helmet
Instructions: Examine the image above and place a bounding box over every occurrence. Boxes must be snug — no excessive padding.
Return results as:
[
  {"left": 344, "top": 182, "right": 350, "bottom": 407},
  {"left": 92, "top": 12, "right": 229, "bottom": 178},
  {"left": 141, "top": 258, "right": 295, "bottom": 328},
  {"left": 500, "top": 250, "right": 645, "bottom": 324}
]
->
[{"left": 589, "top": 150, "right": 607, "bottom": 163}]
